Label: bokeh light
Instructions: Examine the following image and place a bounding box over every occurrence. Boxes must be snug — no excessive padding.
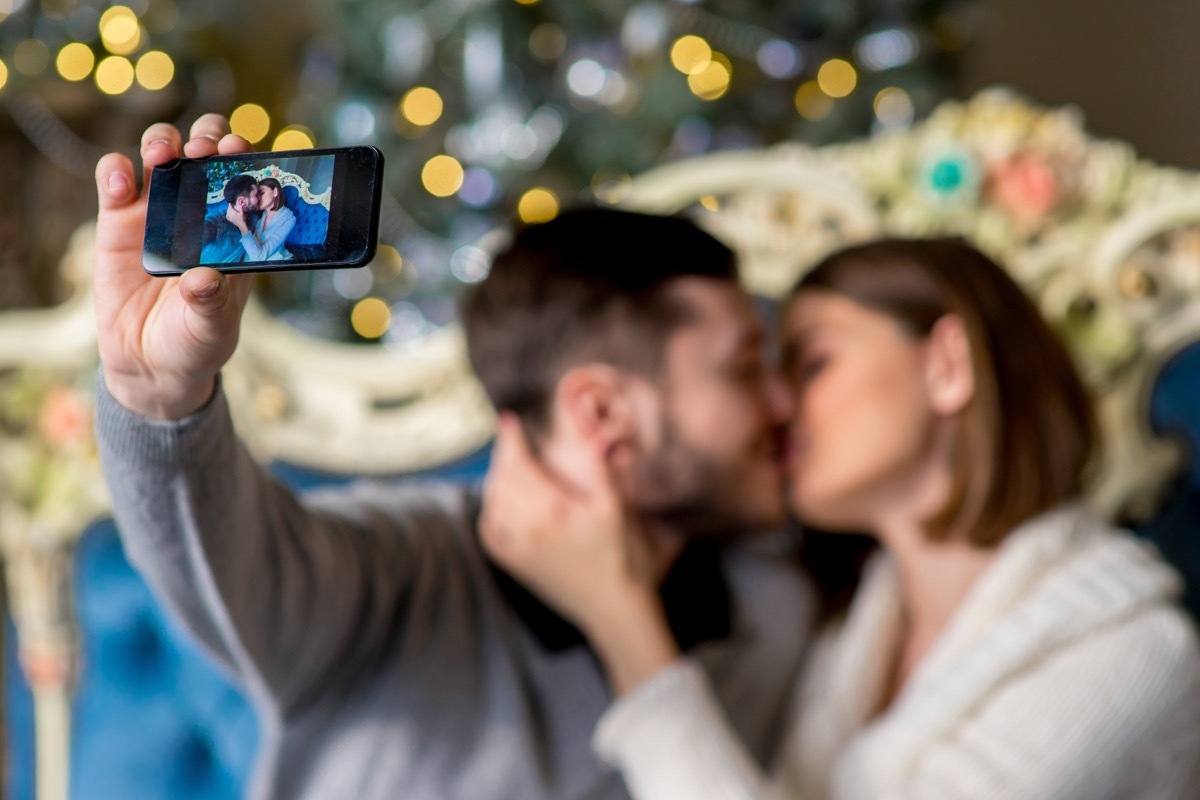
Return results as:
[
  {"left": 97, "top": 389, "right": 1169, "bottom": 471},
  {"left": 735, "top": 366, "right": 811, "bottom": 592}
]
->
[
  {"left": 670, "top": 35, "right": 711, "bottom": 75},
  {"left": 95, "top": 55, "right": 134, "bottom": 94},
  {"left": 333, "top": 266, "right": 374, "bottom": 301},
  {"left": 350, "top": 298, "right": 391, "bottom": 339},
  {"left": 0, "top": 59, "right": 8, "bottom": 91},
  {"left": 566, "top": 58, "right": 606, "bottom": 98},
  {"left": 134, "top": 50, "right": 173, "bottom": 90},
  {"left": 528, "top": 22, "right": 566, "bottom": 61},
  {"left": 14, "top": 39, "right": 50, "bottom": 76},
  {"left": 99, "top": 6, "right": 141, "bottom": 56},
  {"left": 334, "top": 101, "right": 376, "bottom": 142},
  {"left": 231, "top": 103, "right": 271, "bottom": 143},
  {"left": 422, "top": 154, "right": 464, "bottom": 197},
  {"left": 56, "top": 42, "right": 95, "bottom": 82},
  {"left": 399, "top": 87, "right": 443, "bottom": 126},
  {"left": 795, "top": 81, "right": 833, "bottom": 121},
  {"left": 459, "top": 166, "right": 498, "bottom": 207},
  {"left": 272, "top": 125, "right": 315, "bottom": 150},
  {"left": 369, "top": 244, "right": 405, "bottom": 277},
  {"left": 0, "top": 0, "right": 24, "bottom": 23},
  {"left": 757, "top": 39, "right": 803, "bottom": 79},
  {"left": 517, "top": 187, "right": 558, "bottom": 223},
  {"left": 874, "top": 86, "right": 915, "bottom": 128},
  {"left": 688, "top": 53, "right": 731, "bottom": 100},
  {"left": 450, "top": 245, "right": 490, "bottom": 283},
  {"left": 818, "top": 58, "right": 857, "bottom": 98}
]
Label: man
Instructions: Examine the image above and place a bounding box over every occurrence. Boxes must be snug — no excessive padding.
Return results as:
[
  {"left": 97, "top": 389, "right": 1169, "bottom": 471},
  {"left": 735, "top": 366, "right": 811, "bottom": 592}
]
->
[
  {"left": 199, "top": 172, "right": 258, "bottom": 264},
  {"left": 92, "top": 115, "right": 814, "bottom": 800}
]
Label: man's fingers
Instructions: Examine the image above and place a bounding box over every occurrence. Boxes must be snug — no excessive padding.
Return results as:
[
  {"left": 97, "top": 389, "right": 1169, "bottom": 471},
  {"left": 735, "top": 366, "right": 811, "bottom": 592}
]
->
[
  {"left": 188, "top": 113, "right": 231, "bottom": 143},
  {"left": 184, "top": 115, "right": 253, "bottom": 159},
  {"left": 95, "top": 153, "right": 138, "bottom": 212},
  {"left": 139, "top": 122, "right": 183, "bottom": 188},
  {"left": 217, "top": 133, "right": 255, "bottom": 156}
]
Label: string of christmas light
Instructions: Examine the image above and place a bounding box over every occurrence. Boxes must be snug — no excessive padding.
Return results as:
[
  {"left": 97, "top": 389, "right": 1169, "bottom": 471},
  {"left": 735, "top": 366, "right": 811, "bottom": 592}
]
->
[{"left": 0, "top": 0, "right": 975, "bottom": 344}]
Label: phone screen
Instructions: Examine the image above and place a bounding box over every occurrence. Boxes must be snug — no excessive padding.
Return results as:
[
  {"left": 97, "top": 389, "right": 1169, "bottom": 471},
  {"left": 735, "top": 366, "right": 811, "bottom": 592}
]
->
[{"left": 143, "top": 145, "right": 384, "bottom": 275}]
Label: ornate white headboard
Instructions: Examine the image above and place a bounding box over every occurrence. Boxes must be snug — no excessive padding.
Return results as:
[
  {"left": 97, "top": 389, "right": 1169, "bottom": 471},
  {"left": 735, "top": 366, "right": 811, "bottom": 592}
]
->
[{"left": 607, "top": 87, "right": 1200, "bottom": 524}]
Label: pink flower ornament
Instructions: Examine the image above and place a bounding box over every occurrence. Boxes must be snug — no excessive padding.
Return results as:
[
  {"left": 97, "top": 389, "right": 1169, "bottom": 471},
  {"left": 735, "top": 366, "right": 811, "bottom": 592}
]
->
[{"left": 989, "top": 151, "right": 1062, "bottom": 223}]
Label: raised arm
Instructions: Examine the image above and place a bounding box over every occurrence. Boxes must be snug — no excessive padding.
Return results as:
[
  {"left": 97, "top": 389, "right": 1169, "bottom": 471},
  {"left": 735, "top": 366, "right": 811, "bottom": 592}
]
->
[
  {"left": 94, "top": 115, "right": 256, "bottom": 421},
  {"left": 93, "top": 117, "right": 446, "bottom": 714}
]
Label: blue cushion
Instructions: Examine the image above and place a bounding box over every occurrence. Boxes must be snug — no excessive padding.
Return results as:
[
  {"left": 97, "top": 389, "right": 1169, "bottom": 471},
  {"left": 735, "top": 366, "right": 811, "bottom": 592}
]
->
[
  {"left": 1135, "top": 340, "right": 1200, "bottom": 620},
  {"left": 280, "top": 186, "right": 329, "bottom": 247}
]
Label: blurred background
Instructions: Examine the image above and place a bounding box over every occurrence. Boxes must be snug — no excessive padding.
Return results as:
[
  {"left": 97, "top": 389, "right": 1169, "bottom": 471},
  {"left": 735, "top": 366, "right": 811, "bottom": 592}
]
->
[
  {"left": 3, "top": 1, "right": 1200, "bottom": 798},
  {"left": 2, "top": 0, "right": 1195, "bottom": 341}
]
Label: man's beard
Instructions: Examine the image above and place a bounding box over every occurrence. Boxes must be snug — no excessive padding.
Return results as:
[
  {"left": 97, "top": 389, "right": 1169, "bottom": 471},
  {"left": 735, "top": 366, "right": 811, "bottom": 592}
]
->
[{"left": 630, "top": 412, "right": 779, "bottom": 539}]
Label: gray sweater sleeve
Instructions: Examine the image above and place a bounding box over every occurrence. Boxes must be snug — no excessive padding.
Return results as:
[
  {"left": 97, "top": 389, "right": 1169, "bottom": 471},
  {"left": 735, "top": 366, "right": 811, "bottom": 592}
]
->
[{"left": 94, "top": 370, "right": 465, "bottom": 715}]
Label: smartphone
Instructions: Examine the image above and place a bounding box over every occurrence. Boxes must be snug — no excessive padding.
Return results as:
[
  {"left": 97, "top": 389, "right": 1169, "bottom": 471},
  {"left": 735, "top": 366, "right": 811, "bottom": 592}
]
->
[{"left": 142, "top": 145, "right": 384, "bottom": 276}]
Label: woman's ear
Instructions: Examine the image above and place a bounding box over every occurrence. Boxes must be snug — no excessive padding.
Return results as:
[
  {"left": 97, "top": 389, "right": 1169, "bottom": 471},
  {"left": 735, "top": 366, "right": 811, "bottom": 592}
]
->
[{"left": 924, "top": 314, "right": 975, "bottom": 416}]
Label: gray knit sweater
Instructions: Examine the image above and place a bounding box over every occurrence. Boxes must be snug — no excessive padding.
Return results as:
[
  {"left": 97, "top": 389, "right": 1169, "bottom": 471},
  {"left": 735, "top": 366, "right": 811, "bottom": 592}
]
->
[{"left": 95, "top": 375, "right": 814, "bottom": 800}]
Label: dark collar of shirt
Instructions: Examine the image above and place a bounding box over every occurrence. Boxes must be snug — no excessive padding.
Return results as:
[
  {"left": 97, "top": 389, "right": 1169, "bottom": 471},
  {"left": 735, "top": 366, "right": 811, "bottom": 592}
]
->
[{"left": 482, "top": 528, "right": 733, "bottom": 655}]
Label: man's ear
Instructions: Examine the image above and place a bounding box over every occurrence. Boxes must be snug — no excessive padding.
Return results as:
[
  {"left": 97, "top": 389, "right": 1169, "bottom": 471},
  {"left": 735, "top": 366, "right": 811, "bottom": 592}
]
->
[
  {"left": 924, "top": 314, "right": 975, "bottom": 416},
  {"left": 552, "top": 364, "right": 642, "bottom": 451}
]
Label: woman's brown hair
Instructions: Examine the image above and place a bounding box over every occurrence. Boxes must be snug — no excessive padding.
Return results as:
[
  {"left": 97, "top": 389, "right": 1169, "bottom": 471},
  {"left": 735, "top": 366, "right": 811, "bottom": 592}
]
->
[
  {"left": 259, "top": 177, "right": 285, "bottom": 211},
  {"left": 793, "top": 236, "right": 1098, "bottom": 548}
]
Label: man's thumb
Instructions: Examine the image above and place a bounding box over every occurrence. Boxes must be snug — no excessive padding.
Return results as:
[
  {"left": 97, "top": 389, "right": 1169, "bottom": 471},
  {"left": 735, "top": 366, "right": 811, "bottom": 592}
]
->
[{"left": 179, "top": 267, "right": 230, "bottom": 316}]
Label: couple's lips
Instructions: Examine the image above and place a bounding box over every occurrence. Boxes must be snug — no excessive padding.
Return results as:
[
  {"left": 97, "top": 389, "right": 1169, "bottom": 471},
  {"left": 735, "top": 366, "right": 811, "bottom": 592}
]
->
[
  {"left": 781, "top": 434, "right": 806, "bottom": 472},
  {"left": 757, "top": 430, "right": 790, "bottom": 477}
]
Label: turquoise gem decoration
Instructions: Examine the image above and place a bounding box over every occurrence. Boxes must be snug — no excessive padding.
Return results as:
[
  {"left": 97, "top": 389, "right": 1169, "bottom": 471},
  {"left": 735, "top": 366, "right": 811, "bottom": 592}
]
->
[{"left": 919, "top": 146, "right": 981, "bottom": 206}]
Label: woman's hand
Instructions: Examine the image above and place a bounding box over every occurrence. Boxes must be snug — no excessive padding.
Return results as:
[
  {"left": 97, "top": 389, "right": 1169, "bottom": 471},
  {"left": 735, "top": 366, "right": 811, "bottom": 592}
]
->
[
  {"left": 225, "top": 204, "right": 250, "bottom": 234},
  {"left": 480, "top": 414, "right": 681, "bottom": 694},
  {"left": 94, "top": 115, "right": 257, "bottom": 420}
]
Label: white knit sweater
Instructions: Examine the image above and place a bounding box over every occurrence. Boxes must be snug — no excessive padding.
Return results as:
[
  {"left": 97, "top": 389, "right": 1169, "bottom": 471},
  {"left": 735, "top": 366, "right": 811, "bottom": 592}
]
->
[{"left": 594, "top": 504, "right": 1200, "bottom": 799}]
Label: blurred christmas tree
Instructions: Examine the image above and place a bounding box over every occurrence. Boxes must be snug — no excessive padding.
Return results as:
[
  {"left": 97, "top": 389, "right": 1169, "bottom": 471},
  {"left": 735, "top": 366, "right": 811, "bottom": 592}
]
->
[{"left": 0, "top": 0, "right": 976, "bottom": 342}]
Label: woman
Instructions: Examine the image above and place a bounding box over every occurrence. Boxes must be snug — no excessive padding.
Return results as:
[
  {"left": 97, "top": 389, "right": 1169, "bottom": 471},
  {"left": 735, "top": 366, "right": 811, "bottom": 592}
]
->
[
  {"left": 227, "top": 176, "right": 295, "bottom": 261},
  {"left": 480, "top": 236, "right": 1200, "bottom": 799}
]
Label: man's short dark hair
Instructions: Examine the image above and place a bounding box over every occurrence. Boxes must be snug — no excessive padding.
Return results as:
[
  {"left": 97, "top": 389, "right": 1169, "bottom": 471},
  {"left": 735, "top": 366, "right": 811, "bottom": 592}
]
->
[
  {"left": 461, "top": 206, "right": 738, "bottom": 438},
  {"left": 223, "top": 173, "right": 258, "bottom": 205}
]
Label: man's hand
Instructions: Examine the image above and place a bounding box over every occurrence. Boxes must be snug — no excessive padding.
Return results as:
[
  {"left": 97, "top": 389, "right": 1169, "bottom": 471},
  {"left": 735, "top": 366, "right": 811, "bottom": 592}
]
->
[
  {"left": 479, "top": 414, "right": 681, "bottom": 695},
  {"left": 94, "top": 115, "right": 257, "bottom": 420}
]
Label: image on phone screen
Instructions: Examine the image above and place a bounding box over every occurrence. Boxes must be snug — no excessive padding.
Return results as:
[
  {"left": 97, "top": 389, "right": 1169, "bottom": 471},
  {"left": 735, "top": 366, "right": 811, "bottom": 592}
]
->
[{"left": 143, "top": 145, "right": 383, "bottom": 276}]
